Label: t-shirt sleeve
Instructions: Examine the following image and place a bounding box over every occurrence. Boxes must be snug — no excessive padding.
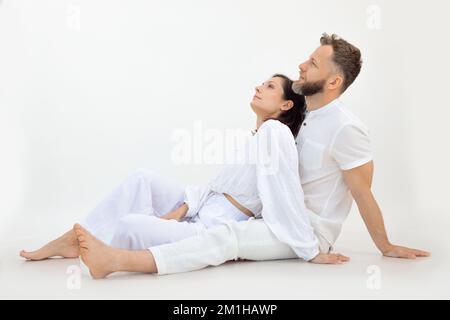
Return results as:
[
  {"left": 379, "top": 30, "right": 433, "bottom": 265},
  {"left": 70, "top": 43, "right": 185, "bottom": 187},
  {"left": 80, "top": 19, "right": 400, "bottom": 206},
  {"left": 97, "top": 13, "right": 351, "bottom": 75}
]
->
[{"left": 330, "top": 122, "right": 373, "bottom": 171}]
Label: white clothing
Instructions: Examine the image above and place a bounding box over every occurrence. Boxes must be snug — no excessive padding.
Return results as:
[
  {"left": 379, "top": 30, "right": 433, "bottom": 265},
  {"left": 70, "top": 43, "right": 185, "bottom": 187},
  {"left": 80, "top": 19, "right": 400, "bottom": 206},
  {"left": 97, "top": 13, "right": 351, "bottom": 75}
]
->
[
  {"left": 83, "top": 119, "right": 321, "bottom": 261},
  {"left": 82, "top": 169, "right": 186, "bottom": 244},
  {"left": 150, "top": 98, "right": 373, "bottom": 275},
  {"left": 183, "top": 119, "right": 320, "bottom": 261},
  {"left": 195, "top": 192, "right": 252, "bottom": 229},
  {"left": 82, "top": 170, "right": 249, "bottom": 250},
  {"left": 297, "top": 99, "right": 372, "bottom": 245},
  {"left": 110, "top": 191, "right": 250, "bottom": 250},
  {"left": 81, "top": 168, "right": 328, "bottom": 272},
  {"left": 150, "top": 218, "right": 331, "bottom": 275}
]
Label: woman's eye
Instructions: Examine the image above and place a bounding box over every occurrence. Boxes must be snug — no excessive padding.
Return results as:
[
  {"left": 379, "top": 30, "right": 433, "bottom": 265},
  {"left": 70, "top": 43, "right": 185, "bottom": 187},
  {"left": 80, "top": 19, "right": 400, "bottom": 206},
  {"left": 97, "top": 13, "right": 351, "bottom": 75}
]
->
[{"left": 268, "top": 84, "right": 274, "bottom": 88}]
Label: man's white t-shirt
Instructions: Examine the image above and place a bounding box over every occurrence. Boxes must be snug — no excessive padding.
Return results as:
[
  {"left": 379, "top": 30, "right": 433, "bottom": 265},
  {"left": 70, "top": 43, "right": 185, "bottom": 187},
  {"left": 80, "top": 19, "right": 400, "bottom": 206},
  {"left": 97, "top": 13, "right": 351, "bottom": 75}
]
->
[{"left": 296, "top": 98, "right": 373, "bottom": 247}]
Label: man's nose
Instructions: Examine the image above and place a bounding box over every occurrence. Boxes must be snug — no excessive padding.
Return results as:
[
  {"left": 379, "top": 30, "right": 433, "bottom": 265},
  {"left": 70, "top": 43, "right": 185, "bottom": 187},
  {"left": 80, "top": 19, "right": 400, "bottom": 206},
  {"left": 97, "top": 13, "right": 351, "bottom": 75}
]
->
[{"left": 299, "top": 62, "right": 307, "bottom": 72}]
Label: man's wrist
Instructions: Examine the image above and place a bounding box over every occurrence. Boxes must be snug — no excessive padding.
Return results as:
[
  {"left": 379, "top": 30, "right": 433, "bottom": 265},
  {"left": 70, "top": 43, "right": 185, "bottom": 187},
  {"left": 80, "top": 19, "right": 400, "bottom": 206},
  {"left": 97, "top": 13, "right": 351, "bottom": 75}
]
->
[{"left": 377, "top": 241, "right": 393, "bottom": 254}]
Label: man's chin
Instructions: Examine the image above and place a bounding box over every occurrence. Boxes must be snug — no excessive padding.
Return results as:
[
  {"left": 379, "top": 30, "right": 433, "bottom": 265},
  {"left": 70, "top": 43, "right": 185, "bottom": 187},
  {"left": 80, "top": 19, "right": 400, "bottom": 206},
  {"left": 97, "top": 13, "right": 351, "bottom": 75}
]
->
[{"left": 292, "top": 81, "right": 303, "bottom": 95}]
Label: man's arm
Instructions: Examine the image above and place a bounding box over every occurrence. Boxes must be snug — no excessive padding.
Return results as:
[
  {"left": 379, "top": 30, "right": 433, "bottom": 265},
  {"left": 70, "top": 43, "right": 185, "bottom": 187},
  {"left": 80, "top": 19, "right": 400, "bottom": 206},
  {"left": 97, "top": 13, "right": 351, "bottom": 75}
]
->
[{"left": 342, "top": 161, "right": 430, "bottom": 259}]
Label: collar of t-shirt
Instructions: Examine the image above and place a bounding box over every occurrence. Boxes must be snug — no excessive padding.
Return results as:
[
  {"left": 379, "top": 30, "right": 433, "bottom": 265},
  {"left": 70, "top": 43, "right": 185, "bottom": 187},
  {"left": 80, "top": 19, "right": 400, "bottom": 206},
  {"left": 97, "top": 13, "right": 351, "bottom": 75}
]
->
[{"left": 304, "top": 98, "right": 343, "bottom": 124}]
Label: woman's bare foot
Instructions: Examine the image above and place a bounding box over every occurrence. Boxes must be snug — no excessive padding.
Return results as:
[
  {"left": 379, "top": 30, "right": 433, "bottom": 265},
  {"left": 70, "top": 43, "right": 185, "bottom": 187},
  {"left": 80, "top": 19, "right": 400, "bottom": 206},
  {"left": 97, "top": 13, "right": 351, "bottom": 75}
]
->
[
  {"left": 20, "top": 229, "right": 80, "bottom": 261},
  {"left": 74, "top": 223, "right": 121, "bottom": 279}
]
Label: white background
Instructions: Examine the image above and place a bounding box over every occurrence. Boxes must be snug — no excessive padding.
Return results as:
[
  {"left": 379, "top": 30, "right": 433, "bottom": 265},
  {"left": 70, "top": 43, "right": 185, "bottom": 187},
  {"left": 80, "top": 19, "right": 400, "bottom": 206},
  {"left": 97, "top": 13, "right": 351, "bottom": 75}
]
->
[{"left": 1, "top": 0, "right": 449, "bottom": 299}]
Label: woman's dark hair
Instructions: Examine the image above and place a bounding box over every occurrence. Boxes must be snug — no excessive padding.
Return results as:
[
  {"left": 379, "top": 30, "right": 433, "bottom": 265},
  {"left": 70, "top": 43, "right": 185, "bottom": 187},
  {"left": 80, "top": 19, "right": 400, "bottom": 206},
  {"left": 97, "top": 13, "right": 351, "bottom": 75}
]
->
[{"left": 271, "top": 74, "right": 306, "bottom": 138}]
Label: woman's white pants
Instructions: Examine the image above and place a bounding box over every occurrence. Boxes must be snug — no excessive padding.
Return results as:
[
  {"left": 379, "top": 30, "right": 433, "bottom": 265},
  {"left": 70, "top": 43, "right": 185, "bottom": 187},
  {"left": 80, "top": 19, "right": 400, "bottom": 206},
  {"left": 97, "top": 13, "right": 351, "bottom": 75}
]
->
[{"left": 81, "top": 168, "right": 199, "bottom": 249}]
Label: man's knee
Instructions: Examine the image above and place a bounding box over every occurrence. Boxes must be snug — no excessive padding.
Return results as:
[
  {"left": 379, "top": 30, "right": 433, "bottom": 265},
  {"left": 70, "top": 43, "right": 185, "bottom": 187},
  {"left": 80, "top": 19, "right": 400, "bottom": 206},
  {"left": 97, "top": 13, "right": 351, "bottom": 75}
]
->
[{"left": 201, "top": 222, "right": 241, "bottom": 262}]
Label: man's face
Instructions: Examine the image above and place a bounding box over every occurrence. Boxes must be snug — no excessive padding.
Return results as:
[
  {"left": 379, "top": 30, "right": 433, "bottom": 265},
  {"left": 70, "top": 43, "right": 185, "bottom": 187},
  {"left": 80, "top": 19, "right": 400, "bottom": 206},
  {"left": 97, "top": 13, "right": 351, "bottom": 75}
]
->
[{"left": 292, "top": 45, "right": 335, "bottom": 96}]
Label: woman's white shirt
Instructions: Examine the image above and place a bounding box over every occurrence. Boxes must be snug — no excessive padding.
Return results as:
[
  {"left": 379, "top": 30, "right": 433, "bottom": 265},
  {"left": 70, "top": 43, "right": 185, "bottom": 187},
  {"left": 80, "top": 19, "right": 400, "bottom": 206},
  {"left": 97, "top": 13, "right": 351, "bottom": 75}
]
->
[{"left": 183, "top": 119, "right": 320, "bottom": 261}]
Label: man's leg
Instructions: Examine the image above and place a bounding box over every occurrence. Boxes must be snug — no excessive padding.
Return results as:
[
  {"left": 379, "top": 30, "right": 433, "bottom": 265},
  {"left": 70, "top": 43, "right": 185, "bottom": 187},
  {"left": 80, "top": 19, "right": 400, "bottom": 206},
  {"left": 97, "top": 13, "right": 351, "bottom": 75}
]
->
[
  {"left": 148, "top": 218, "right": 330, "bottom": 275},
  {"left": 75, "top": 223, "right": 157, "bottom": 279},
  {"left": 74, "top": 219, "right": 292, "bottom": 278},
  {"left": 75, "top": 219, "right": 332, "bottom": 278}
]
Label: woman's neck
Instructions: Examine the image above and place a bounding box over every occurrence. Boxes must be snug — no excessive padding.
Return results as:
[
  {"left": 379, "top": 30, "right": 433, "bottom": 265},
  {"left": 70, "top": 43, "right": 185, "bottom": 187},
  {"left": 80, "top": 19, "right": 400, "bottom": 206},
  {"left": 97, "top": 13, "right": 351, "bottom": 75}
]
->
[
  {"left": 255, "top": 114, "right": 280, "bottom": 132},
  {"left": 256, "top": 116, "right": 265, "bottom": 131}
]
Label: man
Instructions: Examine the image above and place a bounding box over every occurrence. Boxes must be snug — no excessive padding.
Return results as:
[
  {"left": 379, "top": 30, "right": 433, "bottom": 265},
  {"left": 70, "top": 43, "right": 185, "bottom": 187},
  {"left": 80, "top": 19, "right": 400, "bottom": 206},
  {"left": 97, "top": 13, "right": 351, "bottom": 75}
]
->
[{"left": 74, "top": 33, "right": 429, "bottom": 278}]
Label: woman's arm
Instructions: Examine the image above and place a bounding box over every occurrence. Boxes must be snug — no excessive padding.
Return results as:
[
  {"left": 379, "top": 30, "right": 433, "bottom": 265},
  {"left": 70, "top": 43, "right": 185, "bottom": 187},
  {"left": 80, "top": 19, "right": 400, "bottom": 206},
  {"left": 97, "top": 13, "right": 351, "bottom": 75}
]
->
[
  {"left": 255, "top": 120, "right": 321, "bottom": 261},
  {"left": 159, "top": 203, "right": 189, "bottom": 221},
  {"left": 161, "top": 183, "right": 212, "bottom": 221}
]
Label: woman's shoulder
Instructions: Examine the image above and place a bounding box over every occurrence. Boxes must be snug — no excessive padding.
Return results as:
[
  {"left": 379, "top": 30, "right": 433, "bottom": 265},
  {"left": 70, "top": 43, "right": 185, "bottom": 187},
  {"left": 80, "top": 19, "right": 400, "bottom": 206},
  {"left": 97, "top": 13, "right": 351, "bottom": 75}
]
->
[
  {"left": 258, "top": 119, "right": 292, "bottom": 136},
  {"left": 256, "top": 120, "right": 297, "bottom": 151},
  {"left": 255, "top": 119, "right": 298, "bottom": 161}
]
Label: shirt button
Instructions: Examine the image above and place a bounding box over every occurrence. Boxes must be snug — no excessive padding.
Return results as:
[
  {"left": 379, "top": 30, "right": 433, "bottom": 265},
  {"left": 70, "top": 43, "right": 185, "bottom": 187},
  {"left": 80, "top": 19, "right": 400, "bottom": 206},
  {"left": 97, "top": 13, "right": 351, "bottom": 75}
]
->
[{"left": 303, "top": 122, "right": 307, "bottom": 126}]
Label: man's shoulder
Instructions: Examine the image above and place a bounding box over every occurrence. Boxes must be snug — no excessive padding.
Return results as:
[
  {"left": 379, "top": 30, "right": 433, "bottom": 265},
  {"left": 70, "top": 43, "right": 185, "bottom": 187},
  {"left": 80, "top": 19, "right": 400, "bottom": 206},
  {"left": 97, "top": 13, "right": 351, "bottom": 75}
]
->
[{"left": 332, "top": 102, "right": 369, "bottom": 132}]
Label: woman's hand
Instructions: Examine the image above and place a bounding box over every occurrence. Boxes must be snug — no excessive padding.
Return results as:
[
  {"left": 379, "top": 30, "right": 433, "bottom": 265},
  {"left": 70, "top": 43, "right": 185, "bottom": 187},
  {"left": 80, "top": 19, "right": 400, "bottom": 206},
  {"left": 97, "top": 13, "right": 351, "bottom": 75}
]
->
[
  {"left": 160, "top": 203, "right": 189, "bottom": 221},
  {"left": 309, "top": 252, "right": 350, "bottom": 264}
]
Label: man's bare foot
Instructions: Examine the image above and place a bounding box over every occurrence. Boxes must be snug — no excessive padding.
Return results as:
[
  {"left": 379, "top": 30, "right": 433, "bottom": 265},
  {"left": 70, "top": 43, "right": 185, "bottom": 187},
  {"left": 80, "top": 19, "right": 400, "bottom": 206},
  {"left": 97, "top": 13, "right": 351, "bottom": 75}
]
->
[
  {"left": 309, "top": 252, "right": 350, "bottom": 264},
  {"left": 20, "top": 229, "right": 80, "bottom": 261},
  {"left": 74, "top": 223, "right": 122, "bottom": 279}
]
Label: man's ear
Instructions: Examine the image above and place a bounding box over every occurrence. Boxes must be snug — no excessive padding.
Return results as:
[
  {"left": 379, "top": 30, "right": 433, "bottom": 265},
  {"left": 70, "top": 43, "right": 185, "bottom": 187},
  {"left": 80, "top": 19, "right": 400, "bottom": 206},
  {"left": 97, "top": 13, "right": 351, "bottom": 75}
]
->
[
  {"left": 328, "top": 74, "right": 344, "bottom": 91},
  {"left": 280, "top": 100, "right": 294, "bottom": 111}
]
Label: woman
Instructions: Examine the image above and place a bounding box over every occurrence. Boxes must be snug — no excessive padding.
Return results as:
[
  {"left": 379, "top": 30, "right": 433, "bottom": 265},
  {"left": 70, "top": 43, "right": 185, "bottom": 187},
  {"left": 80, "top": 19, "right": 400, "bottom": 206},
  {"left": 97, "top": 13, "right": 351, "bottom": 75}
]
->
[{"left": 20, "top": 74, "right": 349, "bottom": 278}]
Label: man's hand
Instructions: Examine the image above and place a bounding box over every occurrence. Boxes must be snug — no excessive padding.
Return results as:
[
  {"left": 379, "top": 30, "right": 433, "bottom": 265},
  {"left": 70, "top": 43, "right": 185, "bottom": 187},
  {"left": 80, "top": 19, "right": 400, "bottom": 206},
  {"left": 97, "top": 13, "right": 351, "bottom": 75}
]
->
[
  {"left": 382, "top": 244, "right": 430, "bottom": 259},
  {"left": 309, "top": 252, "right": 350, "bottom": 264},
  {"left": 342, "top": 162, "right": 430, "bottom": 259}
]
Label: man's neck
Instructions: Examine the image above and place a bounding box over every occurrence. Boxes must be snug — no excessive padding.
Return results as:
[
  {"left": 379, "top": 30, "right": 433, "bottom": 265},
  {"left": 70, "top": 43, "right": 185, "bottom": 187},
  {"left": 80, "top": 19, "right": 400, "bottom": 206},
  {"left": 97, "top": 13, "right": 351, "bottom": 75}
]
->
[{"left": 305, "top": 93, "right": 340, "bottom": 112}]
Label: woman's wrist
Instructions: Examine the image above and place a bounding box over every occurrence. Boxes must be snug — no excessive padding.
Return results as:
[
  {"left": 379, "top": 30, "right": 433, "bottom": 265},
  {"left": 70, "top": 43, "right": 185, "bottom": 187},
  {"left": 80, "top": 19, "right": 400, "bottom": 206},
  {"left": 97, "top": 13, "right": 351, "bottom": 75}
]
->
[
  {"left": 160, "top": 203, "right": 189, "bottom": 221},
  {"left": 179, "top": 203, "right": 189, "bottom": 219}
]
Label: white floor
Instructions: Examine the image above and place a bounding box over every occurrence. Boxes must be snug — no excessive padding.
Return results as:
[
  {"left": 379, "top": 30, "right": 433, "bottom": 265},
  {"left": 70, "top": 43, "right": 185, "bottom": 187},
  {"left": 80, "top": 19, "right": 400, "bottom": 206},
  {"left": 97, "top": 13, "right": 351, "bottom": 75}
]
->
[{"left": 1, "top": 211, "right": 449, "bottom": 300}]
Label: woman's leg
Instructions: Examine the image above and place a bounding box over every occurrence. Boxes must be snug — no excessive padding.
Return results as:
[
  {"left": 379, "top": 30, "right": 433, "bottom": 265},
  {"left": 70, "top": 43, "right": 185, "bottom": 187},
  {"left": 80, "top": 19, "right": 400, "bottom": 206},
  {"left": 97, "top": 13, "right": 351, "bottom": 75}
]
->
[
  {"left": 82, "top": 168, "right": 186, "bottom": 243},
  {"left": 20, "top": 229, "right": 79, "bottom": 260},
  {"left": 20, "top": 168, "right": 186, "bottom": 260},
  {"left": 110, "top": 214, "right": 203, "bottom": 250}
]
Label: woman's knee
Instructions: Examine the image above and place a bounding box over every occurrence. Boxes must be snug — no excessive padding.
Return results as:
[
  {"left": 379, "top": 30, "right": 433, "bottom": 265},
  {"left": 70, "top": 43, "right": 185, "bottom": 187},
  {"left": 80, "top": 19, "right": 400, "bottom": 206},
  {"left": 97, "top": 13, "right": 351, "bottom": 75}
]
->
[
  {"left": 115, "top": 214, "right": 154, "bottom": 234},
  {"left": 130, "top": 168, "right": 154, "bottom": 181},
  {"left": 112, "top": 214, "right": 150, "bottom": 246}
]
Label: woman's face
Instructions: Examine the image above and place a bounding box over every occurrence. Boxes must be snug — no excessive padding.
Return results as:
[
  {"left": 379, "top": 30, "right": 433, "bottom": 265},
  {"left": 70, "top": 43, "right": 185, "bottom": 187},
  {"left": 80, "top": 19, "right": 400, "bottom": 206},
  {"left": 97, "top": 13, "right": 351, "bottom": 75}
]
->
[{"left": 250, "top": 76, "right": 292, "bottom": 118}]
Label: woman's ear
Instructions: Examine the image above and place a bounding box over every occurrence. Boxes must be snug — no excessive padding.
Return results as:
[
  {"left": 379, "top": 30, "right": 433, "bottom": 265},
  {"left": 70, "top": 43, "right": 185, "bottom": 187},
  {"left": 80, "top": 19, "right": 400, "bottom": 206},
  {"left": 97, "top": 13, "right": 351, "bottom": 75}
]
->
[{"left": 281, "top": 100, "right": 294, "bottom": 111}]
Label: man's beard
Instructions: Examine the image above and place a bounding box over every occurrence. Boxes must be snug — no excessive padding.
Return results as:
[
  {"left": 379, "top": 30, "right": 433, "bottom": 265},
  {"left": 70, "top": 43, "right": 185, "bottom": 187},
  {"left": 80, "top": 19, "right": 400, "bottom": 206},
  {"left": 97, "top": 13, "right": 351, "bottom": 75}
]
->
[{"left": 292, "top": 79, "right": 326, "bottom": 96}]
